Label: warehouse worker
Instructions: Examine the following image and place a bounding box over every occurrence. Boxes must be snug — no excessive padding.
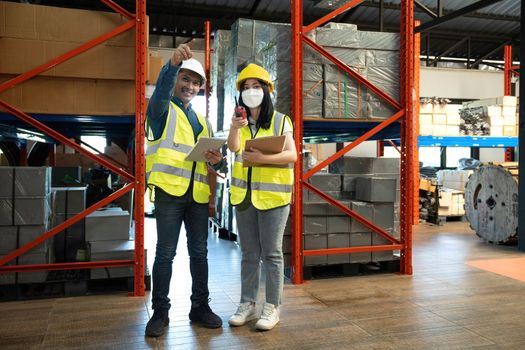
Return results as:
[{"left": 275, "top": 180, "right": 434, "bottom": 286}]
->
[
  {"left": 145, "top": 40, "right": 224, "bottom": 337},
  {"left": 227, "top": 63, "right": 297, "bottom": 331}
]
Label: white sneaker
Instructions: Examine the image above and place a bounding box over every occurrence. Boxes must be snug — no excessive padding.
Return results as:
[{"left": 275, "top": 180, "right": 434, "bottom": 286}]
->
[
  {"left": 228, "top": 302, "right": 258, "bottom": 326},
  {"left": 255, "top": 303, "right": 279, "bottom": 331}
]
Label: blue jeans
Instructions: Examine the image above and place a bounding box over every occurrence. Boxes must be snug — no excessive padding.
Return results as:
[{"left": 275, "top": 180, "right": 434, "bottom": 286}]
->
[
  {"left": 151, "top": 187, "right": 209, "bottom": 311},
  {"left": 235, "top": 199, "right": 289, "bottom": 306}
]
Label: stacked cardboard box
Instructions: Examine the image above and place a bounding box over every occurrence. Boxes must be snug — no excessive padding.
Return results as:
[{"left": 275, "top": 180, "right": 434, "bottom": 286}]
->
[
  {"left": 85, "top": 207, "right": 133, "bottom": 280},
  {"left": 438, "top": 189, "right": 465, "bottom": 216},
  {"left": 52, "top": 187, "right": 86, "bottom": 261},
  {"left": 0, "top": 1, "right": 137, "bottom": 115},
  {"left": 0, "top": 166, "right": 53, "bottom": 284},
  {"left": 283, "top": 157, "right": 400, "bottom": 267},
  {"left": 419, "top": 102, "right": 461, "bottom": 136},
  {"left": 221, "top": 19, "right": 399, "bottom": 121},
  {"left": 436, "top": 170, "right": 473, "bottom": 192}
]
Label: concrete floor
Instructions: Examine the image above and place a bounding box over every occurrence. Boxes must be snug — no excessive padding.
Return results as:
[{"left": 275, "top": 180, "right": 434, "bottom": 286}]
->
[{"left": 2, "top": 219, "right": 525, "bottom": 349}]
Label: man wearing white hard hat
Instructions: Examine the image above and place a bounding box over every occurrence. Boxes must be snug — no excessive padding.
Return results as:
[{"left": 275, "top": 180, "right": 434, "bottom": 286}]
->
[{"left": 145, "top": 40, "right": 224, "bottom": 337}]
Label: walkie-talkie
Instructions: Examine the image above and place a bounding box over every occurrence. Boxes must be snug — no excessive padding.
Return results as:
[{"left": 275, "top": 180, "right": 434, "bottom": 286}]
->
[{"left": 234, "top": 96, "right": 247, "bottom": 120}]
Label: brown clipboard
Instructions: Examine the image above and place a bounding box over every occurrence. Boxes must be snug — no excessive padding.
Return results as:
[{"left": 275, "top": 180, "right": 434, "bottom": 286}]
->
[{"left": 243, "top": 135, "right": 286, "bottom": 167}]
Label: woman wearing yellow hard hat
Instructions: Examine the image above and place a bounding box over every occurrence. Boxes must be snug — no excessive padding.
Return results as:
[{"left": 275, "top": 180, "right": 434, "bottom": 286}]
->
[{"left": 227, "top": 63, "right": 297, "bottom": 331}]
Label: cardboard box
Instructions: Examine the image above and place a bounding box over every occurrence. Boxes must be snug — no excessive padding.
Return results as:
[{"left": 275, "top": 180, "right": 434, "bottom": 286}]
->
[
  {"left": 432, "top": 113, "right": 447, "bottom": 125},
  {"left": 419, "top": 113, "right": 432, "bottom": 125},
  {"left": 0, "top": 74, "right": 135, "bottom": 115},
  {"left": 503, "top": 126, "right": 517, "bottom": 136},
  {"left": 490, "top": 115, "right": 504, "bottom": 126},
  {"left": 445, "top": 104, "right": 462, "bottom": 116},
  {"left": 485, "top": 106, "right": 502, "bottom": 118},
  {"left": 0, "top": 37, "right": 135, "bottom": 80},
  {"left": 419, "top": 124, "right": 432, "bottom": 136},
  {"left": 355, "top": 177, "right": 397, "bottom": 203},
  {"left": 0, "top": 1, "right": 135, "bottom": 45},
  {"left": 446, "top": 114, "right": 461, "bottom": 126},
  {"left": 147, "top": 55, "right": 164, "bottom": 84},
  {"left": 503, "top": 114, "right": 517, "bottom": 126},
  {"left": 349, "top": 232, "right": 371, "bottom": 263},
  {"left": 446, "top": 125, "right": 460, "bottom": 136},
  {"left": 85, "top": 208, "right": 130, "bottom": 241},
  {"left": 89, "top": 240, "right": 134, "bottom": 279},
  {"left": 327, "top": 233, "right": 350, "bottom": 264},
  {"left": 433, "top": 104, "right": 447, "bottom": 114},
  {"left": 490, "top": 126, "right": 503, "bottom": 136},
  {"left": 432, "top": 124, "right": 447, "bottom": 136},
  {"left": 502, "top": 105, "right": 517, "bottom": 117}
]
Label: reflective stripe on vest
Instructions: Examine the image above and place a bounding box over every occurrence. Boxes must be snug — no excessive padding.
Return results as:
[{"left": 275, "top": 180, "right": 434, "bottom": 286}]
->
[
  {"left": 146, "top": 102, "right": 211, "bottom": 203},
  {"left": 230, "top": 111, "right": 294, "bottom": 210}
]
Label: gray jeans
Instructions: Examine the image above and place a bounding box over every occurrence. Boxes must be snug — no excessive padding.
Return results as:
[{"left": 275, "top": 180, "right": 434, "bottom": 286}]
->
[{"left": 235, "top": 199, "right": 289, "bottom": 306}]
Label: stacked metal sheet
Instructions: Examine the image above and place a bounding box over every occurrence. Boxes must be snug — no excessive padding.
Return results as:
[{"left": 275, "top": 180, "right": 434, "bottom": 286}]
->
[
  {"left": 0, "top": 167, "right": 53, "bottom": 284},
  {"left": 220, "top": 19, "right": 399, "bottom": 121},
  {"left": 459, "top": 106, "right": 490, "bottom": 136}
]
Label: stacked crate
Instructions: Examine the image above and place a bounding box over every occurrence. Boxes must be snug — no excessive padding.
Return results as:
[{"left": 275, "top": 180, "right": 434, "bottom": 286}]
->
[
  {"left": 283, "top": 157, "right": 400, "bottom": 267},
  {"left": 0, "top": 167, "right": 53, "bottom": 284},
  {"left": 419, "top": 102, "right": 462, "bottom": 136}
]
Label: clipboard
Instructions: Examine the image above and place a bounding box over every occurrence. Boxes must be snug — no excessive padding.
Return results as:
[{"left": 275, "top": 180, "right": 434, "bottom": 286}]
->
[
  {"left": 243, "top": 135, "right": 286, "bottom": 167},
  {"left": 185, "top": 137, "right": 226, "bottom": 162}
]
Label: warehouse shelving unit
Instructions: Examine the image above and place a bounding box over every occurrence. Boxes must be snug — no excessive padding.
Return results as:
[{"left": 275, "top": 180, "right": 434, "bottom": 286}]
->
[
  {"left": 290, "top": 0, "right": 416, "bottom": 284},
  {"left": 0, "top": 0, "right": 147, "bottom": 296}
]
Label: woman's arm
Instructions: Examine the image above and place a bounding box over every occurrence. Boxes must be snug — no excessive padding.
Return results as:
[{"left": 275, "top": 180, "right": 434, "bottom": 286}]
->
[{"left": 227, "top": 114, "right": 248, "bottom": 152}]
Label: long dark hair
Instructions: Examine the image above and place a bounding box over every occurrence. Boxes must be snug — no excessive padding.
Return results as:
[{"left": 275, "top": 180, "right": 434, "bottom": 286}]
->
[{"left": 239, "top": 80, "right": 274, "bottom": 130}]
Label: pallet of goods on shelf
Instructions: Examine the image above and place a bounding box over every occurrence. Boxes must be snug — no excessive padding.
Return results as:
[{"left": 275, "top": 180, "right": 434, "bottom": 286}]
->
[
  {"left": 419, "top": 96, "right": 518, "bottom": 137},
  {"left": 419, "top": 97, "right": 461, "bottom": 136},
  {"left": 0, "top": 1, "right": 156, "bottom": 116},
  {"left": 219, "top": 19, "right": 399, "bottom": 121},
  {"left": 282, "top": 157, "right": 401, "bottom": 277},
  {"left": 461, "top": 96, "right": 518, "bottom": 137}
]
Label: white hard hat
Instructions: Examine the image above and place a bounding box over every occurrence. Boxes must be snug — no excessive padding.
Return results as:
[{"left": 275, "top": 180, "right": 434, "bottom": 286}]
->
[{"left": 180, "top": 58, "right": 206, "bottom": 85}]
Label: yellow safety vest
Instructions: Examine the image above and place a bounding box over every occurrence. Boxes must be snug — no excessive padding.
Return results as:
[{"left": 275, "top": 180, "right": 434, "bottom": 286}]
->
[
  {"left": 146, "top": 101, "right": 211, "bottom": 204},
  {"left": 230, "top": 111, "right": 294, "bottom": 210}
]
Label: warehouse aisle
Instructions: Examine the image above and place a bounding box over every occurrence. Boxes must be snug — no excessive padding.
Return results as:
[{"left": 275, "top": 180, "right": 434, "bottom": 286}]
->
[{"left": 2, "top": 221, "right": 525, "bottom": 349}]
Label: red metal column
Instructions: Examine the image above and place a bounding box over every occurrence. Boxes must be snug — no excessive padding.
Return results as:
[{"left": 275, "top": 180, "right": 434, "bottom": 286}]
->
[
  {"left": 205, "top": 20, "right": 212, "bottom": 119},
  {"left": 133, "top": 0, "right": 147, "bottom": 296},
  {"left": 413, "top": 20, "right": 421, "bottom": 225},
  {"left": 400, "top": 0, "right": 414, "bottom": 275},
  {"left": 377, "top": 141, "right": 385, "bottom": 157},
  {"left": 291, "top": 0, "right": 304, "bottom": 285},
  {"left": 48, "top": 144, "right": 56, "bottom": 167},
  {"left": 504, "top": 45, "right": 512, "bottom": 96},
  {"left": 505, "top": 148, "right": 513, "bottom": 161}
]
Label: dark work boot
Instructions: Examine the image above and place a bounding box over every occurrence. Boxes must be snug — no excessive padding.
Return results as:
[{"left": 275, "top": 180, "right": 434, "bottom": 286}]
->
[
  {"left": 145, "top": 309, "right": 169, "bottom": 337},
  {"left": 189, "top": 300, "right": 223, "bottom": 328}
]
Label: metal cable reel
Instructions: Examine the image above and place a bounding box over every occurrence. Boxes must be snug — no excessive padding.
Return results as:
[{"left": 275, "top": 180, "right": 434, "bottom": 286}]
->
[{"left": 464, "top": 163, "right": 518, "bottom": 244}]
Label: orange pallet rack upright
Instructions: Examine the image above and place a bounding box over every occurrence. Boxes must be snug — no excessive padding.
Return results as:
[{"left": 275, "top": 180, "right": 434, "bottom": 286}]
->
[
  {"left": 290, "top": 0, "right": 416, "bottom": 284},
  {"left": 0, "top": 0, "right": 147, "bottom": 296}
]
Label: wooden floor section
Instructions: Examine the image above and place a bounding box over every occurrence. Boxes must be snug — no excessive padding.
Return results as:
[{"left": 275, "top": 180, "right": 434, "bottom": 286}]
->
[{"left": 2, "top": 220, "right": 525, "bottom": 349}]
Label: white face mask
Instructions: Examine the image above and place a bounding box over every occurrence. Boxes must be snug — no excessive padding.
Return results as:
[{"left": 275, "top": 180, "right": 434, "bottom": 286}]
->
[{"left": 241, "top": 88, "right": 264, "bottom": 108}]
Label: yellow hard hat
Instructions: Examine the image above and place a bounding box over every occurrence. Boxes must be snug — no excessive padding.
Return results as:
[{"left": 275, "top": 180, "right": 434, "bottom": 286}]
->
[{"left": 236, "top": 63, "right": 274, "bottom": 93}]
